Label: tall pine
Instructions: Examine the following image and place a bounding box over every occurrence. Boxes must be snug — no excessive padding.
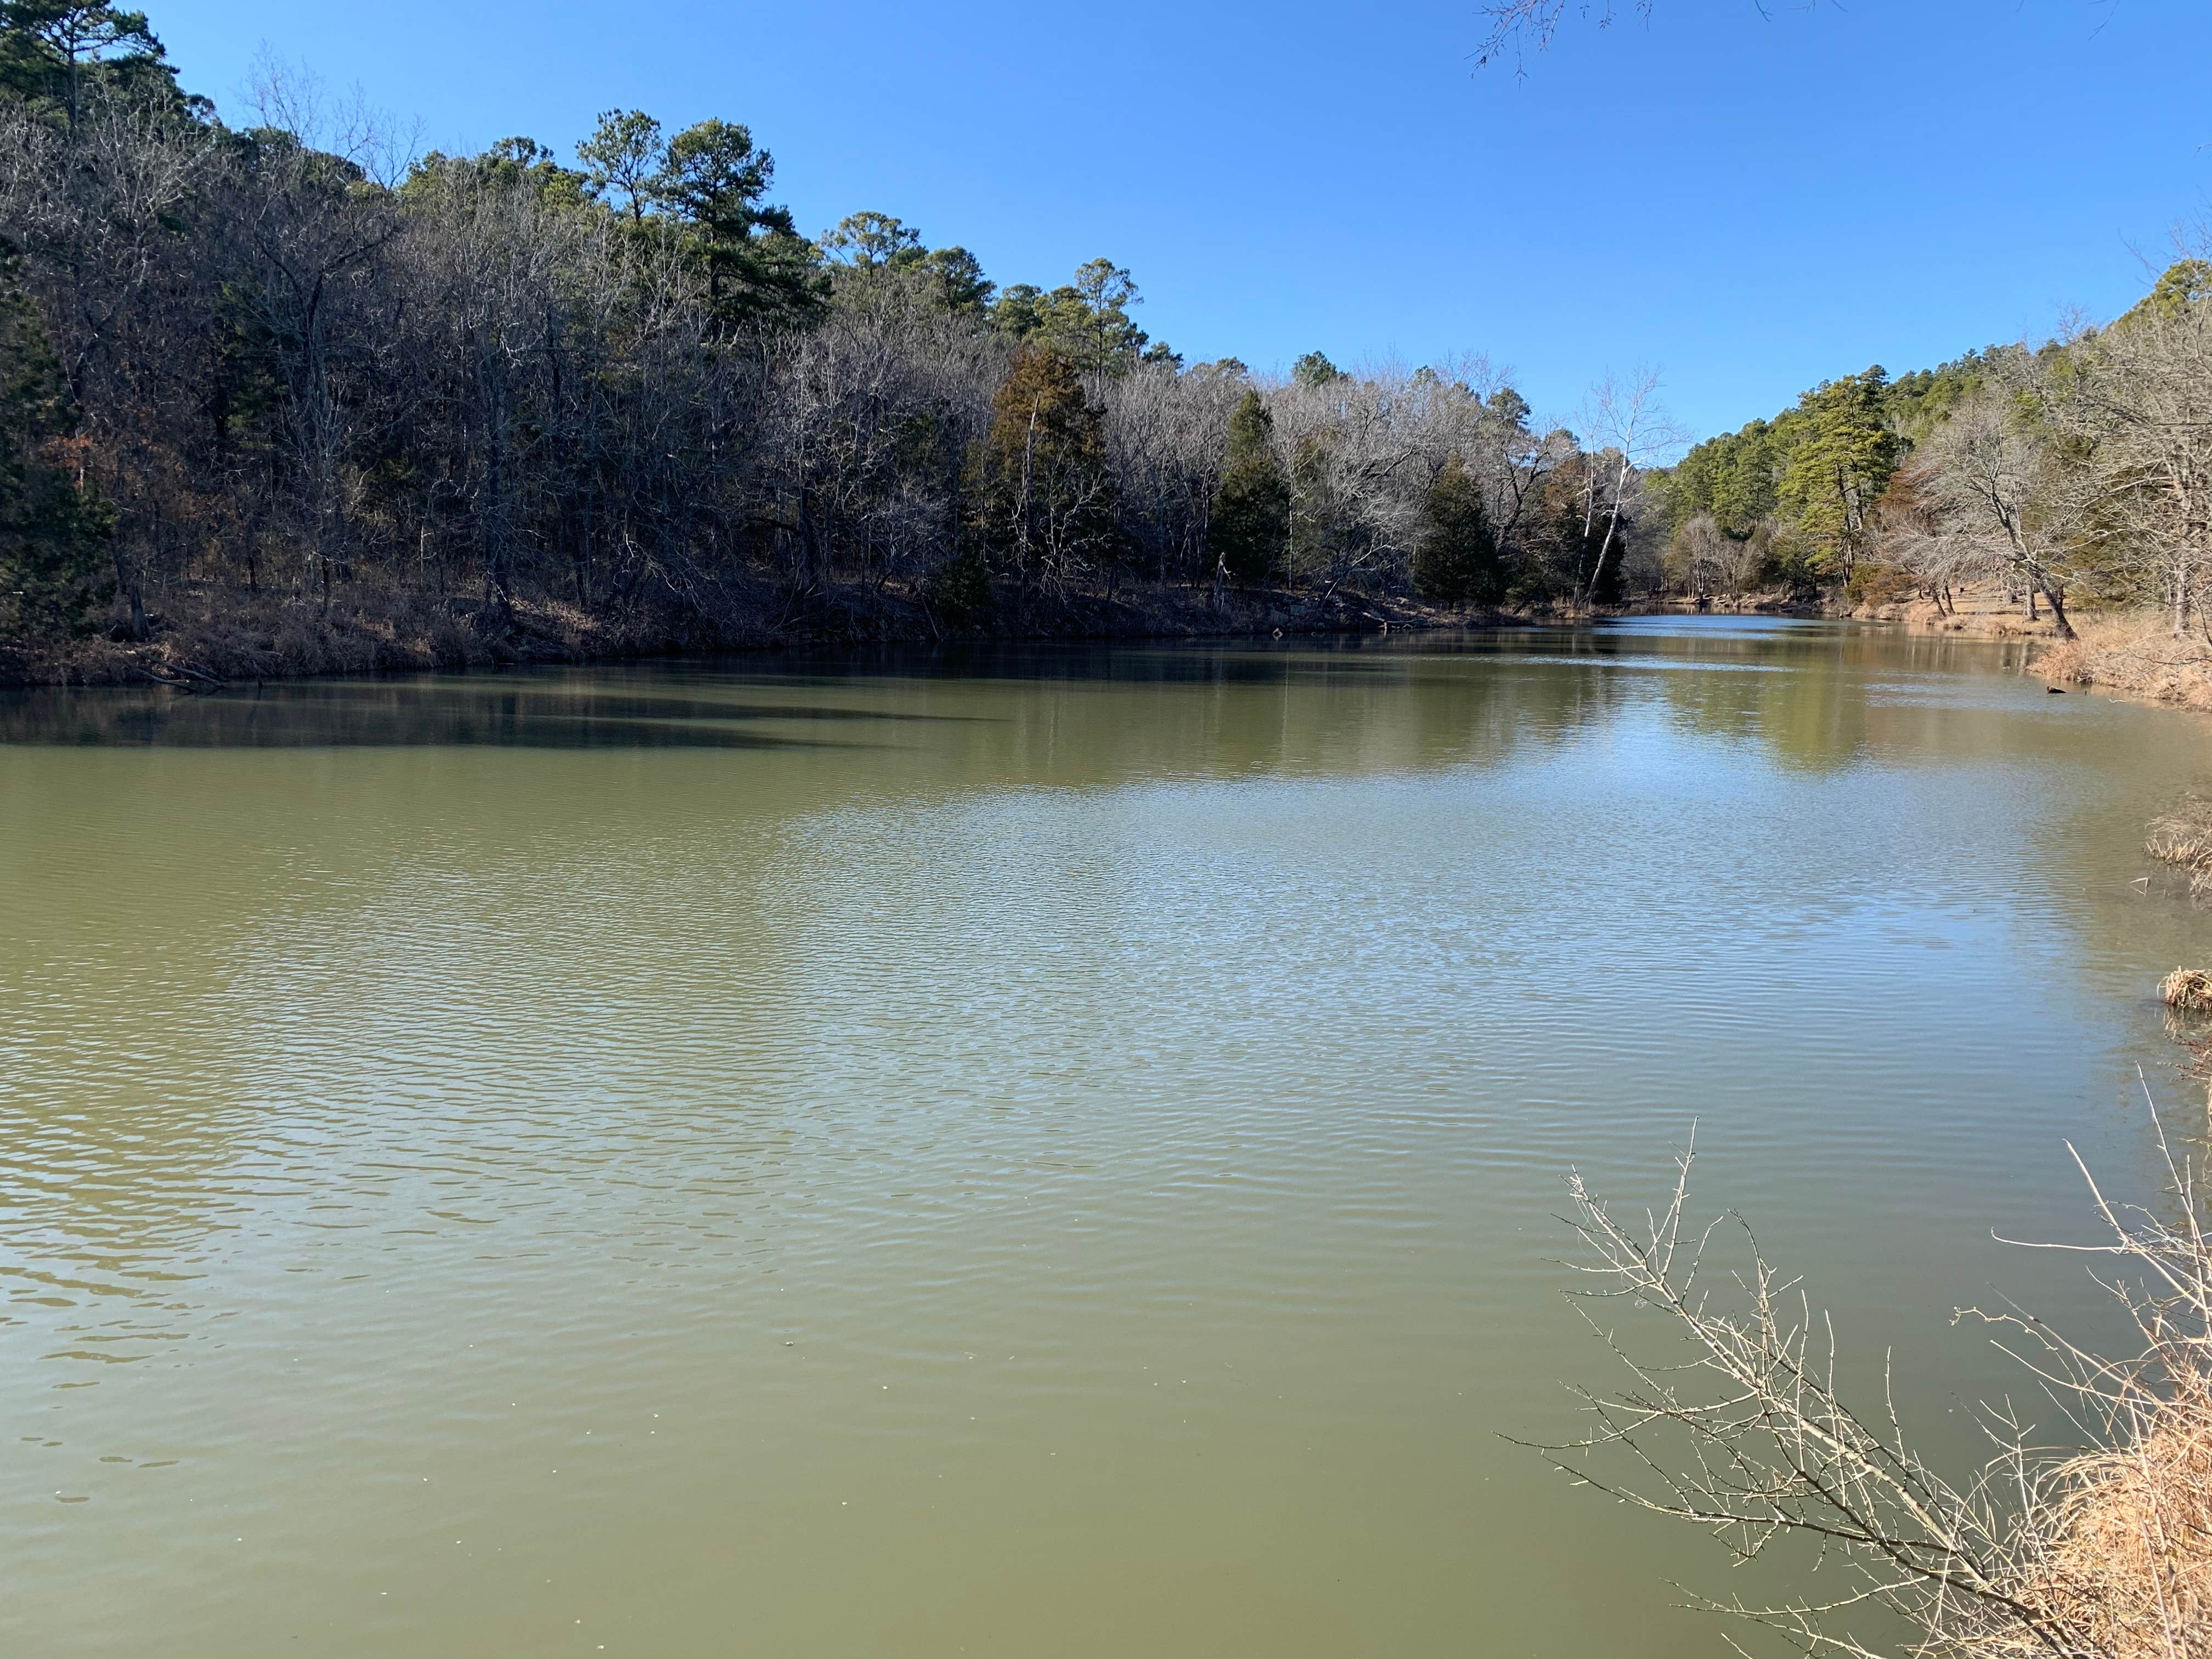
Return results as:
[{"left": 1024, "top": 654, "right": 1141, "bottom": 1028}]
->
[{"left": 1210, "top": 391, "right": 1286, "bottom": 583}]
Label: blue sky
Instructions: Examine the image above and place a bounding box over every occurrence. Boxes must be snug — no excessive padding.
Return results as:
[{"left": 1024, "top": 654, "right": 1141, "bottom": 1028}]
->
[{"left": 150, "top": 0, "right": 2212, "bottom": 443}]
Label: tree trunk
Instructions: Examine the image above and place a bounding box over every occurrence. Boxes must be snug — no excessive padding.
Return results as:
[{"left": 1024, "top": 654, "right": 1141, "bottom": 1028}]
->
[{"left": 2038, "top": 576, "right": 2075, "bottom": 641}]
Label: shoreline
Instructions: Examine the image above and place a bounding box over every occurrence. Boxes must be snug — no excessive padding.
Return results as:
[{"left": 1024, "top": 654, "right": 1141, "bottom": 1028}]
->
[
  {"left": 0, "top": 578, "right": 1486, "bottom": 691},
  {"left": 25, "top": 576, "right": 2194, "bottom": 706},
  {"left": 1846, "top": 585, "right": 2212, "bottom": 719},
  {"left": 1, "top": 579, "right": 1822, "bottom": 694}
]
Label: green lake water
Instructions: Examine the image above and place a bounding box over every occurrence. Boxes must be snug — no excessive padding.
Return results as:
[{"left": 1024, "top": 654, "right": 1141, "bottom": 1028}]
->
[{"left": 2, "top": 616, "right": 2207, "bottom": 1656}]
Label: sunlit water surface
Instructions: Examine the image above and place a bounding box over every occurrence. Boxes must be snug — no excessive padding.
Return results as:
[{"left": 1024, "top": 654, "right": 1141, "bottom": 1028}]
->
[{"left": 3, "top": 618, "right": 2209, "bottom": 1657}]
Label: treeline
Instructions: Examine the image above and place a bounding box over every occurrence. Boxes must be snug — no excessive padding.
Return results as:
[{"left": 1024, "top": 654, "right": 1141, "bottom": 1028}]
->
[
  {"left": 0, "top": 3, "right": 1662, "bottom": 674},
  {"left": 1657, "top": 262, "right": 2212, "bottom": 641}
]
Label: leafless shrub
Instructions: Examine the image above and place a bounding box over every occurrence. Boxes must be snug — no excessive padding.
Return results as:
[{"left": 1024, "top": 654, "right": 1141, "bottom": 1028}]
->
[{"left": 1548, "top": 1107, "right": 2212, "bottom": 1658}]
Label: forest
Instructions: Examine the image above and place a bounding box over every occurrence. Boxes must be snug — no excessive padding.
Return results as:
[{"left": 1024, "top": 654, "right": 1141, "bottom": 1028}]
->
[
  {"left": 5, "top": 3, "right": 2211, "bottom": 685},
  {"left": 0, "top": 2, "right": 1671, "bottom": 682}
]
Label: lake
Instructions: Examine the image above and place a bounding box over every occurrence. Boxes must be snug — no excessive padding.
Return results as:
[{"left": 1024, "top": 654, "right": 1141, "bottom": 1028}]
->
[{"left": 2, "top": 616, "right": 2207, "bottom": 1657}]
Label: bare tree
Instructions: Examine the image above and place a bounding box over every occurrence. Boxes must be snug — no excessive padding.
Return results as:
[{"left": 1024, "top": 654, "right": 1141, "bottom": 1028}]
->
[
  {"left": 1579, "top": 366, "right": 1683, "bottom": 609},
  {"left": 1476, "top": 1, "right": 1652, "bottom": 69},
  {"left": 0, "top": 61, "right": 1656, "bottom": 665},
  {"left": 2012, "top": 307, "right": 2212, "bottom": 640},
  {"left": 1889, "top": 389, "right": 2083, "bottom": 639},
  {"left": 1096, "top": 357, "right": 1244, "bottom": 586},
  {"left": 1476, "top": 2, "right": 1835, "bottom": 72}
]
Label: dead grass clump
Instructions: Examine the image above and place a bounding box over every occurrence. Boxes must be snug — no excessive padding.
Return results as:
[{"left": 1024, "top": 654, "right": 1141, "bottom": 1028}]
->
[
  {"left": 2148, "top": 800, "right": 2212, "bottom": 869},
  {"left": 2145, "top": 799, "right": 2212, "bottom": 906},
  {"left": 2024, "top": 1373, "right": 2212, "bottom": 1659},
  {"left": 2038, "top": 629, "right": 2096, "bottom": 687},
  {"left": 2163, "top": 969, "right": 2212, "bottom": 1012}
]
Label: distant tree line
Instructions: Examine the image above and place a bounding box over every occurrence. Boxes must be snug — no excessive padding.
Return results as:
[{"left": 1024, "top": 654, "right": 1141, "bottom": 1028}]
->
[
  {"left": 0, "top": 3, "right": 1666, "bottom": 665},
  {"left": 1654, "top": 261, "right": 2212, "bottom": 641}
]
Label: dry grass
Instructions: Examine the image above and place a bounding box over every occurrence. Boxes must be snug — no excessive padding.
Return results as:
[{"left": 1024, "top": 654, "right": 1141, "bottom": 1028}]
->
[
  {"left": 2024, "top": 1373, "right": 2212, "bottom": 1659},
  {"left": 2036, "top": 614, "right": 2212, "bottom": 713},
  {"left": 1852, "top": 579, "right": 2070, "bottom": 639},
  {"left": 2163, "top": 969, "right": 2212, "bottom": 1013},
  {"left": 2148, "top": 809, "right": 2212, "bottom": 872},
  {"left": 2145, "top": 800, "right": 2212, "bottom": 906}
]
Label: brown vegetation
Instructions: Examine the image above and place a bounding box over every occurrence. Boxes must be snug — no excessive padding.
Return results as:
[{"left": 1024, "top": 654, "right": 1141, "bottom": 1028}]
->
[
  {"left": 2143, "top": 800, "right": 2212, "bottom": 917},
  {"left": 0, "top": 52, "right": 1661, "bottom": 687},
  {"left": 1850, "top": 579, "right": 2072, "bottom": 642},
  {"left": 2147, "top": 803, "right": 2212, "bottom": 873},
  {"left": 2036, "top": 616, "right": 2212, "bottom": 714},
  {"left": 1553, "top": 1126, "right": 2212, "bottom": 1658},
  {"left": 2161, "top": 969, "right": 2212, "bottom": 1014},
  {"left": 2024, "top": 1369, "right": 2212, "bottom": 1659}
]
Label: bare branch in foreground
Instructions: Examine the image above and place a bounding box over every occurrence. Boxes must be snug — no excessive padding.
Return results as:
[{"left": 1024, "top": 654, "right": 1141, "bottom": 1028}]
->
[{"left": 1543, "top": 1099, "right": 2211, "bottom": 1658}]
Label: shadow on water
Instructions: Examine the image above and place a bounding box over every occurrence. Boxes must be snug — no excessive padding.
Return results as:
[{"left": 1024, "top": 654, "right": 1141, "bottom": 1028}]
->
[{"left": 0, "top": 678, "right": 993, "bottom": 749}]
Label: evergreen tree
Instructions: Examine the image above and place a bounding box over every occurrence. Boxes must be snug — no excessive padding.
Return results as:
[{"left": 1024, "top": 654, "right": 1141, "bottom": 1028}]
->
[
  {"left": 575, "top": 109, "right": 663, "bottom": 225},
  {"left": 1776, "top": 368, "right": 1901, "bottom": 581},
  {"left": 1288, "top": 434, "right": 1356, "bottom": 579},
  {"left": 0, "top": 247, "right": 114, "bottom": 646},
  {"left": 817, "top": 215, "right": 994, "bottom": 316},
  {"left": 912, "top": 246, "right": 992, "bottom": 315},
  {"left": 1293, "top": 351, "right": 1345, "bottom": 390},
  {"left": 1209, "top": 391, "right": 1288, "bottom": 583},
  {"left": 0, "top": 3, "right": 178, "bottom": 129},
  {"left": 925, "top": 543, "right": 994, "bottom": 623},
  {"left": 653, "top": 119, "right": 822, "bottom": 330},
  {"left": 2121, "top": 258, "right": 2212, "bottom": 326},
  {"left": 989, "top": 283, "right": 1046, "bottom": 339},
  {"left": 818, "top": 209, "right": 921, "bottom": 269},
  {"left": 1061, "top": 258, "right": 1144, "bottom": 376},
  {"left": 458, "top": 137, "right": 592, "bottom": 208},
  {"left": 1413, "top": 454, "right": 1501, "bottom": 605},
  {"left": 986, "top": 261, "right": 1147, "bottom": 373}
]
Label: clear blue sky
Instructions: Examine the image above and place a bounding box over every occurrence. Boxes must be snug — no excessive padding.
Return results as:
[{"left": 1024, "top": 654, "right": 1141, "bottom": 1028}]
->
[{"left": 149, "top": 0, "right": 2212, "bottom": 443}]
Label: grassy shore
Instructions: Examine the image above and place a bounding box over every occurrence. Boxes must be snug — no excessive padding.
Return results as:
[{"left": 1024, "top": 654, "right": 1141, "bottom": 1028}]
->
[{"left": 2034, "top": 614, "right": 2212, "bottom": 713}]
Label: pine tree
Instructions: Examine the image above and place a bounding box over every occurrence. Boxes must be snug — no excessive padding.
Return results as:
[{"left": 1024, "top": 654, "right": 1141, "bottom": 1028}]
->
[
  {"left": 1775, "top": 369, "right": 1901, "bottom": 582},
  {"left": 1413, "top": 455, "right": 1501, "bottom": 605},
  {"left": 653, "top": 119, "right": 823, "bottom": 331},
  {"left": 0, "top": 3, "right": 179, "bottom": 130},
  {"left": 1209, "top": 391, "right": 1287, "bottom": 583}
]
